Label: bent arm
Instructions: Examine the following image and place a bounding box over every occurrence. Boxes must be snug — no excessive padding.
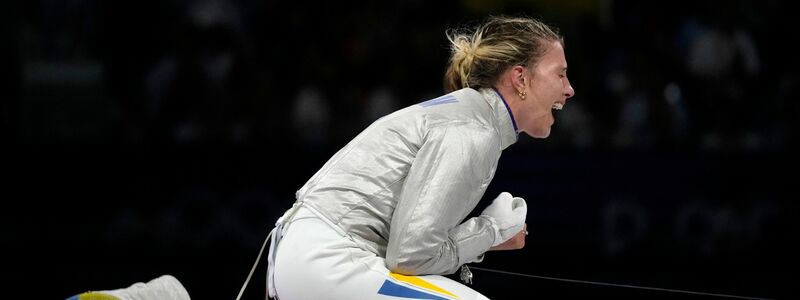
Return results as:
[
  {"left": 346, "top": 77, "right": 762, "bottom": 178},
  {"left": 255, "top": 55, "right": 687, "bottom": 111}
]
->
[{"left": 385, "top": 124, "right": 499, "bottom": 275}]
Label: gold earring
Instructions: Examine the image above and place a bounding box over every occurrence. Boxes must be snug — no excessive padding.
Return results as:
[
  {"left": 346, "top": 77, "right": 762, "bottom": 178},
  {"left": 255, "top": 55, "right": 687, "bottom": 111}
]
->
[{"left": 518, "top": 90, "right": 526, "bottom": 100}]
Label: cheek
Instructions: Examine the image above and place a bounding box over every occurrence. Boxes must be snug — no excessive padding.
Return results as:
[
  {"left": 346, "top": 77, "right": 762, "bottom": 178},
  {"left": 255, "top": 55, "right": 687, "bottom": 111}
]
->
[
  {"left": 531, "top": 80, "right": 559, "bottom": 103},
  {"left": 549, "top": 80, "right": 563, "bottom": 97},
  {"left": 526, "top": 100, "right": 551, "bottom": 120}
]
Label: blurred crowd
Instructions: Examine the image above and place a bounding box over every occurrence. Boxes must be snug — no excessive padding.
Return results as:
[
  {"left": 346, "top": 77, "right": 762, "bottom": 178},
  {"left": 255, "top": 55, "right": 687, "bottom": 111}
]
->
[{"left": 7, "top": 0, "right": 797, "bottom": 152}]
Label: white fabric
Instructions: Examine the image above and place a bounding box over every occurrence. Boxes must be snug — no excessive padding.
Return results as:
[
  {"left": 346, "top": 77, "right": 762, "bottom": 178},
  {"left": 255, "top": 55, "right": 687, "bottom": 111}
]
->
[
  {"left": 101, "top": 275, "right": 190, "bottom": 300},
  {"left": 272, "top": 206, "right": 489, "bottom": 300},
  {"left": 480, "top": 192, "right": 527, "bottom": 246},
  {"left": 267, "top": 202, "right": 304, "bottom": 298}
]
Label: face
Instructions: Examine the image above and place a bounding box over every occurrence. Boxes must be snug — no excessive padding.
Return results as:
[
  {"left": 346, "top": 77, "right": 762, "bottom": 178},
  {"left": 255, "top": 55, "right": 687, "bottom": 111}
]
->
[{"left": 518, "top": 41, "right": 575, "bottom": 138}]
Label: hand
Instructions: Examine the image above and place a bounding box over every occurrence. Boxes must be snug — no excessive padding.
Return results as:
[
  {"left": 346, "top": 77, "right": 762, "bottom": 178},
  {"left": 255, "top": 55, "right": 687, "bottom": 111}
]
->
[
  {"left": 480, "top": 192, "right": 527, "bottom": 246},
  {"left": 489, "top": 224, "right": 527, "bottom": 251}
]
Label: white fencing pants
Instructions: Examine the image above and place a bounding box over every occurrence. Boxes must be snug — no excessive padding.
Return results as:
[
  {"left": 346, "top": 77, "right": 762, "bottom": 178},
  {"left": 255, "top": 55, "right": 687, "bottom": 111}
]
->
[{"left": 272, "top": 206, "right": 489, "bottom": 300}]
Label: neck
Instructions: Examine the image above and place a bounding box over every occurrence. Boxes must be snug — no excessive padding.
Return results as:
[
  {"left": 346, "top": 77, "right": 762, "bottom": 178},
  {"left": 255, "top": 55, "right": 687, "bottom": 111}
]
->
[
  {"left": 490, "top": 86, "right": 519, "bottom": 134},
  {"left": 493, "top": 84, "right": 522, "bottom": 133}
]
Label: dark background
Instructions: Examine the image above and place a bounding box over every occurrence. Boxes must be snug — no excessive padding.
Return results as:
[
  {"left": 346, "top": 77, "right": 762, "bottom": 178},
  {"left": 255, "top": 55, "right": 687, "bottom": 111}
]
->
[{"left": 3, "top": 0, "right": 798, "bottom": 299}]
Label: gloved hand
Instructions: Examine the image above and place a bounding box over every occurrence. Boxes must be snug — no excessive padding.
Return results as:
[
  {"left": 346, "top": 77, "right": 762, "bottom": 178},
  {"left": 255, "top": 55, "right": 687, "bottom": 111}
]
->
[{"left": 481, "top": 192, "right": 527, "bottom": 246}]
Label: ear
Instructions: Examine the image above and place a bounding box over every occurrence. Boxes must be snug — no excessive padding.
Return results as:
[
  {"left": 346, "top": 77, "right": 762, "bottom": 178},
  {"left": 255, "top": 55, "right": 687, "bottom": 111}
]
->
[{"left": 510, "top": 65, "right": 527, "bottom": 92}]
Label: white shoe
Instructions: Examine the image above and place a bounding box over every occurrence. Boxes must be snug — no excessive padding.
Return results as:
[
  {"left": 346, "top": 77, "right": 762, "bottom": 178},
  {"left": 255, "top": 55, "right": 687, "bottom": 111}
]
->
[{"left": 68, "top": 275, "right": 191, "bottom": 300}]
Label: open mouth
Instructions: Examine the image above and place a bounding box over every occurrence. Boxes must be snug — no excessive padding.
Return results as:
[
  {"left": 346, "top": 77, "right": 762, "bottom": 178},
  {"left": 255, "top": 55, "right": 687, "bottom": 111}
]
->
[{"left": 552, "top": 103, "right": 563, "bottom": 110}]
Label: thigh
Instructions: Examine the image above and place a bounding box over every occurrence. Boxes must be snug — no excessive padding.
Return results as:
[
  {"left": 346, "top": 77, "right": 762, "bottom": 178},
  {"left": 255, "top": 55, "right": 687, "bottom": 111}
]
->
[{"left": 274, "top": 210, "right": 488, "bottom": 300}]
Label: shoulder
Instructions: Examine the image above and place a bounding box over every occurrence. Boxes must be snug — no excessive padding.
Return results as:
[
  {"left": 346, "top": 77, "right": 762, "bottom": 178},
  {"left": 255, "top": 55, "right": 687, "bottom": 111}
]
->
[{"left": 419, "top": 89, "right": 493, "bottom": 129}]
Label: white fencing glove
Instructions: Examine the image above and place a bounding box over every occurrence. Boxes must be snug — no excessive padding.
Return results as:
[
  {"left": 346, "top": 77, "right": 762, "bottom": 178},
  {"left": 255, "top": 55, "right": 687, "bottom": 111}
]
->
[{"left": 481, "top": 192, "right": 527, "bottom": 246}]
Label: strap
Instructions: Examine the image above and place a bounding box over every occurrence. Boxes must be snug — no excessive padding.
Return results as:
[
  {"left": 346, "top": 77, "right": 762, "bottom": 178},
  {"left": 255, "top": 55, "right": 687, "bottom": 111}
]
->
[{"left": 236, "top": 227, "right": 274, "bottom": 300}]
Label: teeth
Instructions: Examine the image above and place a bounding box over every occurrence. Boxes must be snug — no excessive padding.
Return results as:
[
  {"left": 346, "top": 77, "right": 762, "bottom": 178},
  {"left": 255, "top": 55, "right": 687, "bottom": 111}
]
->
[{"left": 552, "top": 103, "right": 563, "bottom": 110}]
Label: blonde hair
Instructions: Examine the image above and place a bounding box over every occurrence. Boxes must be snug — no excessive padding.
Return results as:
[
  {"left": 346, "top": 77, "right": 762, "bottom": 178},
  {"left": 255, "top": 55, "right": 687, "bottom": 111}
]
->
[{"left": 444, "top": 16, "right": 564, "bottom": 92}]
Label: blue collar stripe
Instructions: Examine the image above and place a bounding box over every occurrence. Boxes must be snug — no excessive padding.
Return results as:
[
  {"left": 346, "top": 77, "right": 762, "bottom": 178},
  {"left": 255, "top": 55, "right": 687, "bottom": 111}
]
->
[
  {"left": 491, "top": 87, "right": 519, "bottom": 133},
  {"left": 419, "top": 95, "right": 458, "bottom": 107}
]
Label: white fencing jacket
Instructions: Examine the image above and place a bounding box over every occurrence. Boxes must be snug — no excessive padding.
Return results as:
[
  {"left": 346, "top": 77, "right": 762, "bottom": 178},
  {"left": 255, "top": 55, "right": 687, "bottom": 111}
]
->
[{"left": 288, "top": 87, "right": 518, "bottom": 276}]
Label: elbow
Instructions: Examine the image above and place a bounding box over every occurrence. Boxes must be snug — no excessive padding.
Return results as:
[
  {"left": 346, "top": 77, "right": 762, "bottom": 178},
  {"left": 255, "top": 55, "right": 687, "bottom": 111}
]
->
[
  {"left": 385, "top": 251, "right": 423, "bottom": 275},
  {"left": 385, "top": 248, "right": 449, "bottom": 275}
]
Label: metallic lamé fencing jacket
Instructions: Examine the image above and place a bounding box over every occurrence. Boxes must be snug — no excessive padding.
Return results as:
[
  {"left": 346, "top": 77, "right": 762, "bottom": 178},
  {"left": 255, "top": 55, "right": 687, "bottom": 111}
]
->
[{"left": 291, "top": 87, "right": 518, "bottom": 276}]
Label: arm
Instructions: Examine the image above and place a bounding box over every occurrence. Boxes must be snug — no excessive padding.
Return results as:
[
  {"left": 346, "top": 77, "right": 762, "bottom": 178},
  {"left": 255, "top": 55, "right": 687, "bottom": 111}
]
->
[
  {"left": 489, "top": 223, "right": 527, "bottom": 251},
  {"left": 385, "top": 124, "right": 499, "bottom": 275}
]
